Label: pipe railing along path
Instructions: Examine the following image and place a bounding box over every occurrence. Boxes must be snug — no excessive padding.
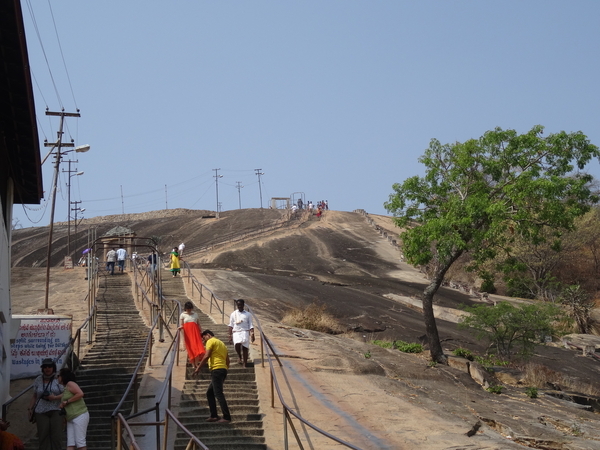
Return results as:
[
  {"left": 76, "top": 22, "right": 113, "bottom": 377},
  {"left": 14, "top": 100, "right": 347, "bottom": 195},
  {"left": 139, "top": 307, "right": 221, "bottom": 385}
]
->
[{"left": 182, "top": 261, "right": 364, "bottom": 449}]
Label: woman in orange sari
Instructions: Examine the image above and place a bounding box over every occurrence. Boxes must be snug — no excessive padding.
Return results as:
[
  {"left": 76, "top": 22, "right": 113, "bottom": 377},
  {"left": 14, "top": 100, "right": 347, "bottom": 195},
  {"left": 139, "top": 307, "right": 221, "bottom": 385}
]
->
[{"left": 179, "top": 302, "right": 205, "bottom": 368}]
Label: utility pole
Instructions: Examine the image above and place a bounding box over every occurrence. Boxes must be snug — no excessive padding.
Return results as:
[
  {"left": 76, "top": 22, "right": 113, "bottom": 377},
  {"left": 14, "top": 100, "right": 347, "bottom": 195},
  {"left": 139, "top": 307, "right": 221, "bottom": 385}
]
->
[
  {"left": 43, "top": 109, "right": 87, "bottom": 311},
  {"left": 236, "top": 182, "right": 244, "bottom": 209},
  {"left": 214, "top": 168, "right": 223, "bottom": 218},
  {"left": 255, "top": 169, "right": 264, "bottom": 208},
  {"left": 62, "top": 160, "right": 82, "bottom": 257},
  {"left": 165, "top": 184, "right": 168, "bottom": 209},
  {"left": 71, "top": 201, "right": 84, "bottom": 256},
  {"left": 120, "top": 185, "right": 125, "bottom": 214}
]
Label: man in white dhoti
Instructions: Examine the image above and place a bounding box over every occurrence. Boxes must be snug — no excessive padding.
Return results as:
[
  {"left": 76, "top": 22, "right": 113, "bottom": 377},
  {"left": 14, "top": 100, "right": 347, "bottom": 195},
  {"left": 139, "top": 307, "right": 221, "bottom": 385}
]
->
[{"left": 228, "top": 299, "right": 255, "bottom": 367}]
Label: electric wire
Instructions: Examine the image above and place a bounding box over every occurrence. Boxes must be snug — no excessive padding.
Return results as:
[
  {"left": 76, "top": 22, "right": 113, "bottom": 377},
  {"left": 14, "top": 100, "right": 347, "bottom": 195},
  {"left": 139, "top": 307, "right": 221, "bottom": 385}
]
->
[
  {"left": 46, "top": 0, "right": 79, "bottom": 110},
  {"left": 24, "top": 0, "right": 64, "bottom": 109}
]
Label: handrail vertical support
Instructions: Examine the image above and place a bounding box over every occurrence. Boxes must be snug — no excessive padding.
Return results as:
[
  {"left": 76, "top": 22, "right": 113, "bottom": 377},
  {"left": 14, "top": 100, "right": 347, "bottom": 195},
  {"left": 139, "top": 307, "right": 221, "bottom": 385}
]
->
[{"left": 271, "top": 370, "right": 275, "bottom": 408}]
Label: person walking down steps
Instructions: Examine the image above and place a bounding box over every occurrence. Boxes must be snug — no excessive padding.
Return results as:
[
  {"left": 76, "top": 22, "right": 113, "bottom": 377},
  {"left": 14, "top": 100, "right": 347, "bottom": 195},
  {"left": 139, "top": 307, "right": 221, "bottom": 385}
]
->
[
  {"left": 228, "top": 299, "right": 255, "bottom": 368},
  {"left": 169, "top": 247, "right": 180, "bottom": 277},
  {"left": 193, "top": 330, "right": 231, "bottom": 423}
]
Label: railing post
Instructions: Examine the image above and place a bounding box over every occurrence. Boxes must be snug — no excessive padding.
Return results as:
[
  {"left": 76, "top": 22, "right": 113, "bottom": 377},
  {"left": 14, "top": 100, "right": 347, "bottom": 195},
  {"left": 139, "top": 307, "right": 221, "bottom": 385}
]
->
[
  {"left": 155, "top": 405, "right": 161, "bottom": 450},
  {"left": 284, "top": 409, "right": 289, "bottom": 450},
  {"left": 133, "top": 374, "right": 138, "bottom": 414},
  {"left": 149, "top": 333, "right": 153, "bottom": 366},
  {"left": 162, "top": 412, "right": 169, "bottom": 450},
  {"left": 271, "top": 370, "right": 274, "bottom": 408},
  {"left": 111, "top": 417, "right": 116, "bottom": 450},
  {"left": 116, "top": 419, "right": 121, "bottom": 450},
  {"left": 260, "top": 335, "right": 264, "bottom": 368}
]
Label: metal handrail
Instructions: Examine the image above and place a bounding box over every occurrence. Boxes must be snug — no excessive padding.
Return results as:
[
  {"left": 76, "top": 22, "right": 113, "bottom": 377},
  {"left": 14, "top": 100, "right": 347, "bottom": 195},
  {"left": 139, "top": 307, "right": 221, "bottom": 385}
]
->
[
  {"left": 179, "top": 264, "right": 361, "bottom": 449},
  {"left": 247, "top": 306, "right": 364, "bottom": 450},
  {"left": 111, "top": 261, "right": 183, "bottom": 450},
  {"left": 182, "top": 261, "right": 230, "bottom": 324},
  {"left": 182, "top": 216, "right": 291, "bottom": 260}
]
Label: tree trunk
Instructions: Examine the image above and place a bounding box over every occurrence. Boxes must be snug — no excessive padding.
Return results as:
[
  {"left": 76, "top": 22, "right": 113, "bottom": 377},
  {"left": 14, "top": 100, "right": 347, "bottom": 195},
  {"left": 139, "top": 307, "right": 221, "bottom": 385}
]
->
[{"left": 422, "top": 251, "right": 462, "bottom": 364}]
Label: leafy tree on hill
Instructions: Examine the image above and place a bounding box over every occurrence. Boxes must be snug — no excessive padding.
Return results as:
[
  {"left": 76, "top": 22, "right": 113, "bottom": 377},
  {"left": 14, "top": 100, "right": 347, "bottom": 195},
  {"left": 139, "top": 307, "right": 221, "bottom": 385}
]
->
[{"left": 385, "top": 125, "right": 600, "bottom": 363}]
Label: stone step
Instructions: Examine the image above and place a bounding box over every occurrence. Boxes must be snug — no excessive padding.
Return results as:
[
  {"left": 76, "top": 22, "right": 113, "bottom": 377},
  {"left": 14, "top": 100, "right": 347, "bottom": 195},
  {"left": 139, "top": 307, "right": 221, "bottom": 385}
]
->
[
  {"left": 176, "top": 419, "right": 263, "bottom": 433},
  {"left": 174, "top": 435, "right": 266, "bottom": 450},
  {"left": 181, "top": 392, "right": 258, "bottom": 401}
]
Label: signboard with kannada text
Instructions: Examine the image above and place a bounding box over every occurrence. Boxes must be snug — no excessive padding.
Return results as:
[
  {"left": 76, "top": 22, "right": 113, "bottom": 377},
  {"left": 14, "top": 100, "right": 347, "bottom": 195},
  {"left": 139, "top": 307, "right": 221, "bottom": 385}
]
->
[{"left": 10, "top": 315, "right": 72, "bottom": 379}]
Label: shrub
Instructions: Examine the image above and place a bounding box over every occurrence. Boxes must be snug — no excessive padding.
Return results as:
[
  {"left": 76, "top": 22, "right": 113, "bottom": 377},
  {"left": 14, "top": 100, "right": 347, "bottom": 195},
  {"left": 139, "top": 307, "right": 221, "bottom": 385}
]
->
[
  {"left": 453, "top": 347, "right": 474, "bottom": 361},
  {"left": 459, "top": 301, "right": 561, "bottom": 359},
  {"left": 474, "top": 355, "right": 509, "bottom": 369},
  {"left": 486, "top": 385, "right": 503, "bottom": 394},
  {"left": 281, "top": 302, "right": 344, "bottom": 334},
  {"left": 371, "top": 339, "right": 423, "bottom": 353},
  {"left": 371, "top": 340, "right": 393, "bottom": 349},
  {"left": 559, "top": 284, "right": 595, "bottom": 334},
  {"left": 395, "top": 340, "right": 423, "bottom": 353},
  {"left": 525, "top": 387, "right": 538, "bottom": 399}
]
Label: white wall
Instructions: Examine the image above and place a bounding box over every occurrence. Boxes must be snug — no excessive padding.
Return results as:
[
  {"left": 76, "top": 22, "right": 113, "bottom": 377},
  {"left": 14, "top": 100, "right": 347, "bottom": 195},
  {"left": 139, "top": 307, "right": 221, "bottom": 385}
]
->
[{"left": 0, "top": 179, "right": 14, "bottom": 404}]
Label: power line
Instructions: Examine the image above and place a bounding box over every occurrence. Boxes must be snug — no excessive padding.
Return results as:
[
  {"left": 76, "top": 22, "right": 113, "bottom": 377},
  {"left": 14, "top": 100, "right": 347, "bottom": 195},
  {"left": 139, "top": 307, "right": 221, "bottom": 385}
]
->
[{"left": 46, "top": 0, "right": 78, "bottom": 110}]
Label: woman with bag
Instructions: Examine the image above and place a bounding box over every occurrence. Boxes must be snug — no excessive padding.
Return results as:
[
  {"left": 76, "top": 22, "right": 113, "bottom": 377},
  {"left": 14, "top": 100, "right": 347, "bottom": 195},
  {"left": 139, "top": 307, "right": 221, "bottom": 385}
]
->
[
  {"left": 28, "top": 358, "right": 64, "bottom": 450},
  {"left": 53, "top": 368, "right": 89, "bottom": 450}
]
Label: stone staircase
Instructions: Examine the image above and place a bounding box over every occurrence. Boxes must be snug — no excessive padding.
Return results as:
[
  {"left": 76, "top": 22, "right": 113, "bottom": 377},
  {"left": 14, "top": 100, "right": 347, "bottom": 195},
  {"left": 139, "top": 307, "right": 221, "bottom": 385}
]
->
[
  {"left": 161, "top": 276, "right": 267, "bottom": 450},
  {"left": 76, "top": 272, "right": 150, "bottom": 449}
]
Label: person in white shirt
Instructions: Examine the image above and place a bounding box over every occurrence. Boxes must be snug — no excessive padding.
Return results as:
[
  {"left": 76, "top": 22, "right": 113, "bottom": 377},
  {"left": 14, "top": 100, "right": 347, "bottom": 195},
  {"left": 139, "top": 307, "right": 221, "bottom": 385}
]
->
[
  {"left": 178, "top": 242, "right": 185, "bottom": 257},
  {"left": 116, "top": 246, "right": 127, "bottom": 272},
  {"left": 228, "top": 299, "right": 255, "bottom": 367}
]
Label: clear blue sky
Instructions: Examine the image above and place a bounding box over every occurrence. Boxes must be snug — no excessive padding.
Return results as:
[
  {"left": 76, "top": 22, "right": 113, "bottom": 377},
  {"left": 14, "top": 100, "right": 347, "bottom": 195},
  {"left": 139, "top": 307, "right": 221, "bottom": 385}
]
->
[{"left": 13, "top": 1, "right": 600, "bottom": 227}]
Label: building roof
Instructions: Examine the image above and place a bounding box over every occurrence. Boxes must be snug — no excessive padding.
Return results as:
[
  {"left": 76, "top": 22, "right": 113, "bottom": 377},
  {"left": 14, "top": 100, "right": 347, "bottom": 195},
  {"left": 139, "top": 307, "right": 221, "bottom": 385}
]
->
[{"left": 0, "top": 0, "right": 43, "bottom": 204}]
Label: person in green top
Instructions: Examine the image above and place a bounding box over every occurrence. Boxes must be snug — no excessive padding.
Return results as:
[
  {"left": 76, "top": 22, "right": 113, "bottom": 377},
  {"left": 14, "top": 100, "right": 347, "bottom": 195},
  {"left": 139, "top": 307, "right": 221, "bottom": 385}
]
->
[
  {"left": 53, "top": 369, "right": 89, "bottom": 450},
  {"left": 193, "top": 330, "right": 231, "bottom": 423}
]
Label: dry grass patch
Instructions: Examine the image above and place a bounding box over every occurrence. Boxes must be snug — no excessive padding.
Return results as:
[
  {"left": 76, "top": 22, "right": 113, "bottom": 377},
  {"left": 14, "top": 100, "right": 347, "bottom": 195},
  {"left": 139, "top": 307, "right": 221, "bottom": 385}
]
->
[
  {"left": 281, "top": 302, "right": 345, "bottom": 334},
  {"left": 521, "top": 363, "right": 600, "bottom": 397}
]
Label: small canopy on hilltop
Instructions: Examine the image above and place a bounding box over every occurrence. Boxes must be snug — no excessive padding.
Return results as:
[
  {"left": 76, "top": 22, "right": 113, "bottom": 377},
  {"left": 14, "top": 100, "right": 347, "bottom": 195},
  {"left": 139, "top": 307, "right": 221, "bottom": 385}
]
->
[{"left": 102, "top": 226, "right": 135, "bottom": 237}]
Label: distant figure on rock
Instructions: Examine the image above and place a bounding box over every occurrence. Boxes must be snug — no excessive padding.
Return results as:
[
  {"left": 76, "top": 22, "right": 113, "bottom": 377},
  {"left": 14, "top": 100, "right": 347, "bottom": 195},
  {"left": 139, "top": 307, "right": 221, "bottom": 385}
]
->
[
  {"left": 228, "top": 299, "right": 255, "bottom": 368},
  {"left": 193, "top": 330, "right": 232, "bottom": 423},
  {"left": 147, "top": 252, "right": 157, "bottom": 277},
  {"left": 178, "top": 242, "right": 185, "bottom": 257},
  {"left": 169, "top": 248, "right": 180, "bottom": 277},
  {"left": 179, "top": 301, "right": 205, "bottom": 369},
  {"left": 116, "top": 246, "right": 127, "bottom": 273},
  {"left": 106, "top": 248, "right": 117, "bottom": 275}
]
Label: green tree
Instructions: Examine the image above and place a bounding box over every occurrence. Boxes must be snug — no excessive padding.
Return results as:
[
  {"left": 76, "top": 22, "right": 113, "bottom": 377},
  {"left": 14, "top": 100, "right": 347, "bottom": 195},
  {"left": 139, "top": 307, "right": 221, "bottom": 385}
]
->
[
  {"left": 385, "top": 126, "right": 599, "bottom": 363},
  {"left": 459, "top": 301, "right": 561, "bottom": 359}
]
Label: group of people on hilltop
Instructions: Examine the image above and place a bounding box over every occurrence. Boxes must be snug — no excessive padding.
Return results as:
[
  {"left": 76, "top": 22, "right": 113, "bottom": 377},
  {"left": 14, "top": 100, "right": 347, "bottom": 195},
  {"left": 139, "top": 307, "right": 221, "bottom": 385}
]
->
[
  {"left": 103, "top": 242, "right": 186, "bottom": 278},
  {"left": 178, "top": 298, "right": 255, "bottom": 424},
  {"left": 292, "top": 199, "right": 329, "bottom": 218}
]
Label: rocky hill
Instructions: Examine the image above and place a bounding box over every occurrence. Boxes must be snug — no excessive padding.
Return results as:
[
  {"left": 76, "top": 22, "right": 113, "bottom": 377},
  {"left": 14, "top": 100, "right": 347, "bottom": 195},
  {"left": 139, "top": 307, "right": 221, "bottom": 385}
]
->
[{"left": 11, "top": 207, "right": 600, "bottom": 449}]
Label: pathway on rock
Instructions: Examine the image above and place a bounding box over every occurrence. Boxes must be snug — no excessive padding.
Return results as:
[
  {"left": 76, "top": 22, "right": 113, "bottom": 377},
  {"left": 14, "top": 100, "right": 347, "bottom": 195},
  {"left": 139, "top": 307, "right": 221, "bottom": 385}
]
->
[{"left": 161, "top": 276, "right": 266, "bottom": 450}]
